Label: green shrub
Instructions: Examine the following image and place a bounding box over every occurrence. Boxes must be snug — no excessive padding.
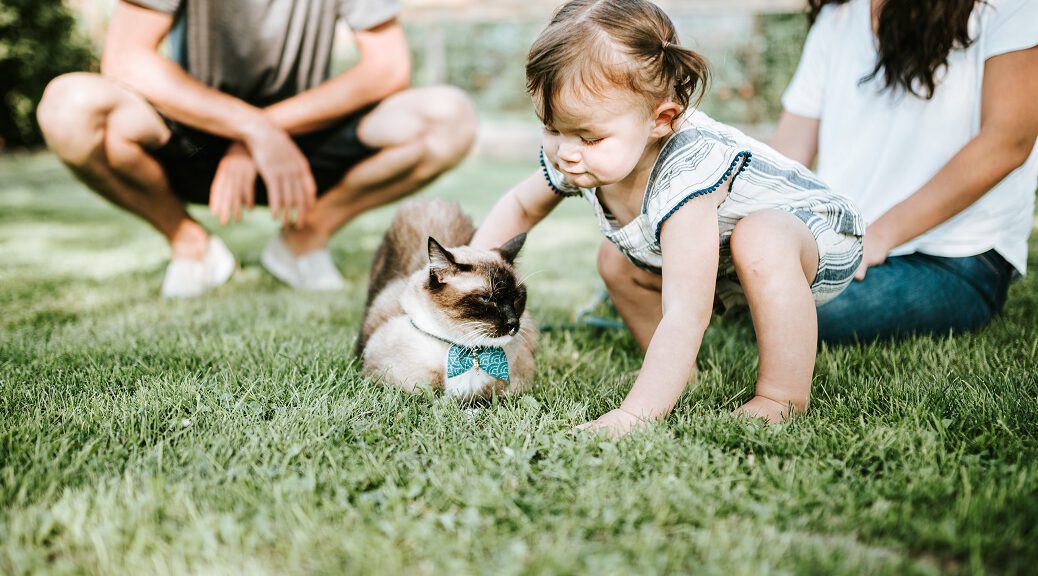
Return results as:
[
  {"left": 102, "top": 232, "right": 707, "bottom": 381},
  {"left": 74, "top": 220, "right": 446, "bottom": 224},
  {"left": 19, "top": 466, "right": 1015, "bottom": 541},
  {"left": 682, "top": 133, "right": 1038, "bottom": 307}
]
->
[{"left": 0, "top": 0, "right": 97, "bottom": 150}]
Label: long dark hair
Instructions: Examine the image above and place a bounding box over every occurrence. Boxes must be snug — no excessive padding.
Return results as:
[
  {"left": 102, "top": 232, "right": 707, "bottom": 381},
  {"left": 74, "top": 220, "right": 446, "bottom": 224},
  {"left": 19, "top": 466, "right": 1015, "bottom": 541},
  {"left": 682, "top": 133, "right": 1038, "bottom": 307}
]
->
[{"left": 808, "top": 0, "right": 981, "bottom": 99}]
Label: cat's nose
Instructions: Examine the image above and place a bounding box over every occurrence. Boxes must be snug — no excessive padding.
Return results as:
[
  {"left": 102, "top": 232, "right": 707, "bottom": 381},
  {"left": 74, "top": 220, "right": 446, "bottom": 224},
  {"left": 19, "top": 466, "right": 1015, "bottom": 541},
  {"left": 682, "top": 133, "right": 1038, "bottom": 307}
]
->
[{"left": 506, "top": 318, "right": 520, "bottom": 334}]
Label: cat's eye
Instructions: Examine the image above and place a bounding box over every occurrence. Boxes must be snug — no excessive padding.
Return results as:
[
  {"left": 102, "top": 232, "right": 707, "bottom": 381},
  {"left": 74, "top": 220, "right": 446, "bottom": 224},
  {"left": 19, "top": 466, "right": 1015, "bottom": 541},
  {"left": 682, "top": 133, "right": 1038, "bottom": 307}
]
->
[{"left": 476, "top": 294, "right": 493, "bottom": 304}]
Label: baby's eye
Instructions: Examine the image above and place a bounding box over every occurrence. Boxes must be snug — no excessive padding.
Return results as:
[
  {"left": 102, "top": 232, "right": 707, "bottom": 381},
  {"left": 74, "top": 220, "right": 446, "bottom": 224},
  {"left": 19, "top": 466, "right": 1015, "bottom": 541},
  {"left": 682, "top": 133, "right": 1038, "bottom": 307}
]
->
[
  {"left": 580, "top": 136, "right": 603, "bottom": 146},
  {"left": 542, "top": 127, "right": 559, "bottom": 136}
]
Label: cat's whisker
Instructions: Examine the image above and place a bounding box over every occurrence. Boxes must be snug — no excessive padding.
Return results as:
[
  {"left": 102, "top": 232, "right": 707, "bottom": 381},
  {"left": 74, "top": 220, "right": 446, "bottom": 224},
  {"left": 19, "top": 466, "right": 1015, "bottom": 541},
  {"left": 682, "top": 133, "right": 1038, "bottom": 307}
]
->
[{"left": 518, "top": 268, "right": 548, "bottom": 286}]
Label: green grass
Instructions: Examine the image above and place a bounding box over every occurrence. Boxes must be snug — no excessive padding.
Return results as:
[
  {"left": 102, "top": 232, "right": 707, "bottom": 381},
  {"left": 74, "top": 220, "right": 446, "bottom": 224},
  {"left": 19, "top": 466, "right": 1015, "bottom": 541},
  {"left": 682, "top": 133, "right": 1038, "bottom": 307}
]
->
[{"left": 1, "top": 152, "right": 1036, "bottom": 575}]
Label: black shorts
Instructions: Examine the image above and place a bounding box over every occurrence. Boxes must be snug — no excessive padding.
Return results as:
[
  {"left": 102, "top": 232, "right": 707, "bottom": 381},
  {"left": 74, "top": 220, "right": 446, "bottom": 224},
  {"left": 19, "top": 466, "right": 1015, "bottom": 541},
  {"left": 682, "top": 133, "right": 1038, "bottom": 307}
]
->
[{"left": 146, "top": 107, "right": 378, "bottom": 205}]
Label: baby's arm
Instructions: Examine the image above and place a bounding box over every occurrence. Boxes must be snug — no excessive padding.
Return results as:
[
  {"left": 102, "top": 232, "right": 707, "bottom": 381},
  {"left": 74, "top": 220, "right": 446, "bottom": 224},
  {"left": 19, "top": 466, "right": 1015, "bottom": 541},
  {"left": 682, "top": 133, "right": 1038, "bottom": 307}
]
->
[
  {"left": 581, "top": 199, "right": 719, "bottom": 436},
  {"left": 470, "top": 171, "right": 563, "bottom": 249}
]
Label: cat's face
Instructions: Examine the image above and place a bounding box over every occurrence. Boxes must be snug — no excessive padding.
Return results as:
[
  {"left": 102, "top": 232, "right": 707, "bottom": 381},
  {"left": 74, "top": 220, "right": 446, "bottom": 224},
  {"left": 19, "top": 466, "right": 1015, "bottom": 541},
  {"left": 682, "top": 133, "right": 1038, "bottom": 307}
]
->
[{"left": 424, "top": 235, "right": 528, "bottom": 343}]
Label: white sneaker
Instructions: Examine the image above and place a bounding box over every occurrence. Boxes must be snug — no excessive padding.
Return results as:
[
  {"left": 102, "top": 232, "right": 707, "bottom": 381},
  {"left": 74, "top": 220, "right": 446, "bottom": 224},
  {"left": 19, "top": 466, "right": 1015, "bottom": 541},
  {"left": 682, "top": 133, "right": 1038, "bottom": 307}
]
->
[
  {"left": 161, "top": 236, "right": 236, "bottom": 298},
  {"left": 261, "top": 234, "right": 346, "bottom": 291}
]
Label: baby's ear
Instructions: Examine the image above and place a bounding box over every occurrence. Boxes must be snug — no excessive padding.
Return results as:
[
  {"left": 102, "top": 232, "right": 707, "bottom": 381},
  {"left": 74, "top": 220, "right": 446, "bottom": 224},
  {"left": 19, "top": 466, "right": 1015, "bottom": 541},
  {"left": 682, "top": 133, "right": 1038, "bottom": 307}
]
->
[
  {"left": 427, "top": 237, "right": 457, "bottom": 285},
  {"left": 495, "top": 233, "right": 527, "bottom": 264},
  {"left": 651, "top": 101, "right": 682, "bottom": 137}
]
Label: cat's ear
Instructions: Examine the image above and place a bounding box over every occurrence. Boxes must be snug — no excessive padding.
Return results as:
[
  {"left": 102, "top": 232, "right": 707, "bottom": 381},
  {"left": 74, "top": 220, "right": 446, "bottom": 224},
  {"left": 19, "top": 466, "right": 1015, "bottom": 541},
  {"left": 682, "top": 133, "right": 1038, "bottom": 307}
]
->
[
  {"left": 428, "top": 237, "right": 457, "bottom": 285},
  {"left": 495, "top": 233, "right": 527, "bottom": 264}
]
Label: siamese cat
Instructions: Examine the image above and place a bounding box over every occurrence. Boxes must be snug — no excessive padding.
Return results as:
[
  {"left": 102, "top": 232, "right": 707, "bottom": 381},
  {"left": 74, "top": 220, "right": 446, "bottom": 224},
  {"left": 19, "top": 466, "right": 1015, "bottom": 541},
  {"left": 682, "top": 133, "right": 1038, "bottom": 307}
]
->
[{"left": 358, "top": 197, "right": 537, "bottom": 400}]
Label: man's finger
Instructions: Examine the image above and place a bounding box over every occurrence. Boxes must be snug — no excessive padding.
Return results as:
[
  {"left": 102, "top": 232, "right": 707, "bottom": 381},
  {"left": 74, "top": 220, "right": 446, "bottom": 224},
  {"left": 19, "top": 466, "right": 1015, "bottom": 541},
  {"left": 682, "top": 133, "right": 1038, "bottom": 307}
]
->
[
  {"left": 292, "top": 180, "right": 307, "bottom": 229},
  {"left": 266, "top": 176, "right": 281, "bottom": 221},
  {"left": 212, "top": 173, "right": 228, "bottom": 225}
]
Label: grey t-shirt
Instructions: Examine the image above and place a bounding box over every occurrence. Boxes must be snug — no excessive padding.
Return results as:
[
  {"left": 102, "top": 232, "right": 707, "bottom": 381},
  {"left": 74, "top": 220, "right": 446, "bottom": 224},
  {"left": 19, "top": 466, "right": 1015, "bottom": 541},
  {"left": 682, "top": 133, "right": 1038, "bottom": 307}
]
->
[{"left": 129, "top": 0, "right": 401, "bottom": 105}]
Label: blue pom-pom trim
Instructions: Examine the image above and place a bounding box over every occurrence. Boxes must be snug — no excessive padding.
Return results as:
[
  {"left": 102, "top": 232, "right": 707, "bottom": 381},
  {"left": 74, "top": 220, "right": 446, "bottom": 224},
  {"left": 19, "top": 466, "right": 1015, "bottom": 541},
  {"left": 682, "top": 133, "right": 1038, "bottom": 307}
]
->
[
  {"left": 539, "top": 153, "right": 581, "bottom": 198},
  {"left": 654, "top": 150, "right": 752, "bottom": 242}
]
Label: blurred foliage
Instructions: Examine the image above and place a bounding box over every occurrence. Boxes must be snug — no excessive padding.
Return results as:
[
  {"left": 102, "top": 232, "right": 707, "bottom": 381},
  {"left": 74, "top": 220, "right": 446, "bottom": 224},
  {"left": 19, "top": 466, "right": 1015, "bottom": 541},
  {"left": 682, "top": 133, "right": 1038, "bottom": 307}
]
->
[
  {"left": 0, "top": 0, "right": 97, "bottom": 149},
  {"left": 753, "top": 12, "right": 810, "bottom": 122},
  {"left": 404, "top": 12, "right": 809, "bottom": 125},
  {"left": 0, "top": 6, "right": 808, "bottom": 151}
]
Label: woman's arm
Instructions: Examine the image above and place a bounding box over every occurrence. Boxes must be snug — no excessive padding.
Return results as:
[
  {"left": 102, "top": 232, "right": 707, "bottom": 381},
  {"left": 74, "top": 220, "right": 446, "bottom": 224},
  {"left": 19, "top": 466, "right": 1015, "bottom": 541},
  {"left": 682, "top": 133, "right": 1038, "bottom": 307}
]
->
[
  {"left": 579, "top": 199, "right": 719, "bottom": 436},
  {"left": 859, "top": 45, "right": 1038, "bottom": 277},
  {"left": 470, "top": 171, "right": 564, "bottom": 249},
  {"left": 769, "top": 111, "right": 820, "bottom": 167}
]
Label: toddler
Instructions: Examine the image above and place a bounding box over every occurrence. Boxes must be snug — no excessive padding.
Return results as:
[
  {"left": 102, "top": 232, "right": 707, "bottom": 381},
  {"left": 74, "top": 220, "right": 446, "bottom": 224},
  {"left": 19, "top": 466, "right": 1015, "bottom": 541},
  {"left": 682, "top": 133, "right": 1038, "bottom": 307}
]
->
[{"left": 471, "top": 0, "right": 865, "bottom": 434}]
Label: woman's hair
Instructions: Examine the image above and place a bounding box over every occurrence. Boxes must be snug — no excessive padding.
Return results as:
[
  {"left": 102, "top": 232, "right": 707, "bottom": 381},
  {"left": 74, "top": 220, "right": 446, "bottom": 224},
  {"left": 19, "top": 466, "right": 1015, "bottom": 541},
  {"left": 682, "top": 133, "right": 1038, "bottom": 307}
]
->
[
  {"left": 526, "top": 0, "right": 709, "bottom": 126},
  {"left": 808, "top": 0, "right": 981, "bottom": 99}
]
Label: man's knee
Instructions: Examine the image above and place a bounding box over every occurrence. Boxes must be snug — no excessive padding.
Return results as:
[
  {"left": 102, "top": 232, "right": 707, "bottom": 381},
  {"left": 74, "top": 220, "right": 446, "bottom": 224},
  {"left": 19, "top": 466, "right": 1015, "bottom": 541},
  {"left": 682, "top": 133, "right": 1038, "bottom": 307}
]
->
[
  {"left": 37, "top": 73, "right": 114, "bottom": 165},
  {"left": 414, "top": 86, "right": 476, "bottom": 174},
  {"left": 422, "top": 85, "right": 477, "bottom": 137}
]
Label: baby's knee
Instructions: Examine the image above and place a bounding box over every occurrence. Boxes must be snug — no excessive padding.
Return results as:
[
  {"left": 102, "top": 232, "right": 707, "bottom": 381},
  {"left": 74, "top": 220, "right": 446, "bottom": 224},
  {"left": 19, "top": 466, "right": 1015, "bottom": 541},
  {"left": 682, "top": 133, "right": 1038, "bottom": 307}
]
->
[
  {"left": 598, "top": 242, "right": 658, "bottom": 292},
  {"left": 597, "top": 241, "right": 628, "bottom": 285},
  {"left": 731, "top": 211, "right": 815, "bottom": 279}
]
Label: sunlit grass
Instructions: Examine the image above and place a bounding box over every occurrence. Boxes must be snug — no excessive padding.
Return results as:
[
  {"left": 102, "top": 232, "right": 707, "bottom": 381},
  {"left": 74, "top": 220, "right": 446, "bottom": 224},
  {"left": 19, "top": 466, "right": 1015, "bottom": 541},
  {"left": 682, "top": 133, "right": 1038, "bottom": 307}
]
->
[{"left": 1, "top": 152, "right": 1036, "bottom": 574}]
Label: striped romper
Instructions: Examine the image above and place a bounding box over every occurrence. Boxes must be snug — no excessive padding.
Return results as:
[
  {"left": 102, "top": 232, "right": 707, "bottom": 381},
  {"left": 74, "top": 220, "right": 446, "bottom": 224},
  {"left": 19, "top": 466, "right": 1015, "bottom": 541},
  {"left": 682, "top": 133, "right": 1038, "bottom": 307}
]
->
[{"left": 540, "top": 110, "right": 866, "bottom": 309}]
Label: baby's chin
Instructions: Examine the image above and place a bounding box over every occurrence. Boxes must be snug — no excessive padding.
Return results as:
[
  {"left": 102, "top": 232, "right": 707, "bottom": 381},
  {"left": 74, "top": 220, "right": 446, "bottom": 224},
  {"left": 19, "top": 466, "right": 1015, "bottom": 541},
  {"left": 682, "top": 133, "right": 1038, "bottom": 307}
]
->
[{"left": 564, "top": 173, "right": 604, "bottom": 189}]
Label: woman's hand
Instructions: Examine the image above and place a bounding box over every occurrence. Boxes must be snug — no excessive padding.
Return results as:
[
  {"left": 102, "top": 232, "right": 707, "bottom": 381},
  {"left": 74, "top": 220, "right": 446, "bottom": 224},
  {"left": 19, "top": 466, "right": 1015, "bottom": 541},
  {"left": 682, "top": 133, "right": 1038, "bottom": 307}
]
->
[
  {"left": 574, "top": 408, "right": 649, "bottom": 438},
  {"left": 209, "top": 141, "right": 256, "bottom": 225},
  {"left": 854, "top": 224, "right": 897, "bottom": 280}
]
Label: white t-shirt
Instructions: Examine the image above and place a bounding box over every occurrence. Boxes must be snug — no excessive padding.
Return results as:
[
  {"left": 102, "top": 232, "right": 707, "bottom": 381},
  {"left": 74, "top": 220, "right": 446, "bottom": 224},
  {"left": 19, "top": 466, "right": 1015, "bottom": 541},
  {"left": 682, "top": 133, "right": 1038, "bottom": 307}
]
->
[{"left": 782, "top": 0, "right": 1038, "bottom": 273}]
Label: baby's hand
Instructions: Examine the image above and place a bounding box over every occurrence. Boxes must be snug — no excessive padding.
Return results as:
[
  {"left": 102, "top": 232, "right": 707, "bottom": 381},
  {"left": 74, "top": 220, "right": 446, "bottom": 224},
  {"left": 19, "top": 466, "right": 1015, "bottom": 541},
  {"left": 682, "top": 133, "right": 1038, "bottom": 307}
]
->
[{"left": 574, "top": 408, "right": 649, "bottom": 438}]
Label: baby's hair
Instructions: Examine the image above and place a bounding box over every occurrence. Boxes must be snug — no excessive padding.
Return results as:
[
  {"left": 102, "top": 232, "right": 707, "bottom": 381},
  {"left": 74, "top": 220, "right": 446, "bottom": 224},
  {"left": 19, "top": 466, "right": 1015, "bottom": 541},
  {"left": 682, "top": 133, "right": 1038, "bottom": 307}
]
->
[{"left": 526, "top": 0, "right": 710, "bottom": 127}]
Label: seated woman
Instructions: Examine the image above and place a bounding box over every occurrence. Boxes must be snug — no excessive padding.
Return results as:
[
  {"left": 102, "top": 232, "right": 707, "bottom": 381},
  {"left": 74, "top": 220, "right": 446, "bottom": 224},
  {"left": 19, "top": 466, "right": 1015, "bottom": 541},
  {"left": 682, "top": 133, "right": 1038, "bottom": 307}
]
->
[{"left": 770, "top": 0, "right": 1038, "bottom": 343}]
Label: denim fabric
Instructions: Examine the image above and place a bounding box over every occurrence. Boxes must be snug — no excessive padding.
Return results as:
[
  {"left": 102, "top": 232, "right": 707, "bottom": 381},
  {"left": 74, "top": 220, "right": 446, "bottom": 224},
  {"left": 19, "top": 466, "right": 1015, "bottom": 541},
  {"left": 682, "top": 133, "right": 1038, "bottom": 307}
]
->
[{"left": 817, "top": 249, "right": 1017, "bottom": 344}]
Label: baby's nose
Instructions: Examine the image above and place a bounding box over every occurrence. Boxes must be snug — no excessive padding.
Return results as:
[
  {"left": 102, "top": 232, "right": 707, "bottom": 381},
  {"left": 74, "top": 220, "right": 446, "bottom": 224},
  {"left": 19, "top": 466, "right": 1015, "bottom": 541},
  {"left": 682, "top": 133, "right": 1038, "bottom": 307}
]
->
[{"left": 557, "top": 143, "right": 580, "bottom": 162}]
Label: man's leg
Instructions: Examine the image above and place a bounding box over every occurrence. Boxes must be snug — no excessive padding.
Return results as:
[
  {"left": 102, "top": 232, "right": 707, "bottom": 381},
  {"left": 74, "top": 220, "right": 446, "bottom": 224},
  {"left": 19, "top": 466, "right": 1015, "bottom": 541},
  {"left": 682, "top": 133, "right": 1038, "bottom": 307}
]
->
[
  {"left": 817, "top": 251, "right": 1013, "bottom": 344},
  {"left": 36, "top": 72, "right": 210, "bottom": 260},
  {"left": 280, "top": 86, "right": 477, "bottom": 255},
  {"left": 37, "top": 72, "right": 233, "bottom": 297}
]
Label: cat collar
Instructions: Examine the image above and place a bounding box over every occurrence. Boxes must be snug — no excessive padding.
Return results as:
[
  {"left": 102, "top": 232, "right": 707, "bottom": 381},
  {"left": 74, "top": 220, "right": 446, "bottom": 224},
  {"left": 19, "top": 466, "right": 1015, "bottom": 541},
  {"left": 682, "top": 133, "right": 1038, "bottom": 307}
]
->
[{"left": 408, "top": 318, "right": 510, "bottom": 382}]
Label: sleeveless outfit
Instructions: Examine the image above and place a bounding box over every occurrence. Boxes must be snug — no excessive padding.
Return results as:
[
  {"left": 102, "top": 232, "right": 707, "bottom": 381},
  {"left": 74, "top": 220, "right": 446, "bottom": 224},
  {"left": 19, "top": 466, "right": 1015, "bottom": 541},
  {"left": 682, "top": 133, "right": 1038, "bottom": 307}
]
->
[{"left": 541, "top": 110, "right": 866, "bottom": 310}]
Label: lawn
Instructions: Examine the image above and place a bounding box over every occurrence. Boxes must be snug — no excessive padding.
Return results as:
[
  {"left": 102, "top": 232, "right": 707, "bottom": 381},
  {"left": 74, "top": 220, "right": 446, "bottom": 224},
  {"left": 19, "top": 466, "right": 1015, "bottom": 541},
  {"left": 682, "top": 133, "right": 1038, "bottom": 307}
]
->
[{"left": 1, "top": 152, "right": 1036, "bottom": 575}]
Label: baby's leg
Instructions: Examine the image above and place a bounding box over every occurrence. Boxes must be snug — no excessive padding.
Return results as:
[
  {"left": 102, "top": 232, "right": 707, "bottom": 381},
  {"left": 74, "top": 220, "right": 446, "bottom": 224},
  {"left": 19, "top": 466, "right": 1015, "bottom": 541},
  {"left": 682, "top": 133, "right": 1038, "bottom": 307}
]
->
[
  {"left": 597, "top": 240, "right": 662, "bottom": 352},
  {"left": 729, "top": 211, "right": 820, "bottom": 423}
]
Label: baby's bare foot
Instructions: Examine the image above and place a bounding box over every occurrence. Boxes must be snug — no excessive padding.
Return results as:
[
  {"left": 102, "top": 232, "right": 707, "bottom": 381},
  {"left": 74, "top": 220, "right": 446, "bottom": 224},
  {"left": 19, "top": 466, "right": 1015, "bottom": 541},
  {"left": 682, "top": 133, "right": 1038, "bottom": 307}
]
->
[{"left": 732, "top": 395, "right": 797, "bottom": 424}]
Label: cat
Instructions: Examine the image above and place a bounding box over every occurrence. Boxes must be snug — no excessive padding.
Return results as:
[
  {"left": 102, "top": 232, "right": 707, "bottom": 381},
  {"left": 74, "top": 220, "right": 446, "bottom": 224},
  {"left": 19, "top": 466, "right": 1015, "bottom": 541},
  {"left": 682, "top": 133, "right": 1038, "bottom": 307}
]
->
[{"left": 357, "top": 197, "right": 537, "bottom": 400}]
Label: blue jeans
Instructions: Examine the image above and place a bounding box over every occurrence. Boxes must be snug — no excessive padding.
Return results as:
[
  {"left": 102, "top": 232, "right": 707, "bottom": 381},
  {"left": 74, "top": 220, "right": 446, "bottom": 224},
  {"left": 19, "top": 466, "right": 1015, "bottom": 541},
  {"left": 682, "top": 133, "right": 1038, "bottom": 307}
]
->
[{"left": 817, "top": 250, "right": 1016, "bottom": 344}]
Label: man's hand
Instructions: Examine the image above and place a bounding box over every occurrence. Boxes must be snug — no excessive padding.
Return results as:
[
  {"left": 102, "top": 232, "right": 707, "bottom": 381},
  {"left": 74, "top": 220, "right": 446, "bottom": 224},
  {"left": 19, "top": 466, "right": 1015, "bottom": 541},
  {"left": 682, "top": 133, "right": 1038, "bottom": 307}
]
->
[
  {"left": 242, "top": 121, "right": 316, "bottom": 227},
  {"left": 209, "top": 142, "right": 256, "bottom": 225},
  {"left": 574, "top": 408, "right": 649, "bottom": 438},
  {"left": 854, "top": 224, "right": 897, "bottom": 280}
]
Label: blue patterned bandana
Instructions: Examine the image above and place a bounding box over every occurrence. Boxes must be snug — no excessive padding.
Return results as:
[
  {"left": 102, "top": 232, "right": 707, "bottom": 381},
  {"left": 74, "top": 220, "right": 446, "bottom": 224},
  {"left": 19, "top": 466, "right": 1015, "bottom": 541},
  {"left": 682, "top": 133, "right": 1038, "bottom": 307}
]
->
[{"left": 409, "top": 318, "right": 510, "bottom": 382}]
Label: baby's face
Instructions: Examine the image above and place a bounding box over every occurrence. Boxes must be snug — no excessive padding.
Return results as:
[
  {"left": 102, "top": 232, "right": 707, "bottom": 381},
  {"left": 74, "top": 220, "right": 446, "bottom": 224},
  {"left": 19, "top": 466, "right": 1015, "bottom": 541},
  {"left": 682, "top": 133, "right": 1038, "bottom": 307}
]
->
[{"left": 540, "top": 87, "right": 657, "bottom": 190}]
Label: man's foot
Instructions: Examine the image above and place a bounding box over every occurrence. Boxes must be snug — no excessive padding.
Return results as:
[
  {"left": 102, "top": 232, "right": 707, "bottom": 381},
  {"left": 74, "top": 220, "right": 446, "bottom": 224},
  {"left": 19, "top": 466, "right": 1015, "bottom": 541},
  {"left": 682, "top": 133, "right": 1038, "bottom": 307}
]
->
[
  {"left": 732, "top": 395, "right": 800, "bottom": 424},
  {"left": 261, "top": 234, "right": 346, "bottom": 291},
  {"left": 161, "top": 236, "right": 236, "bottom": 298}
]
